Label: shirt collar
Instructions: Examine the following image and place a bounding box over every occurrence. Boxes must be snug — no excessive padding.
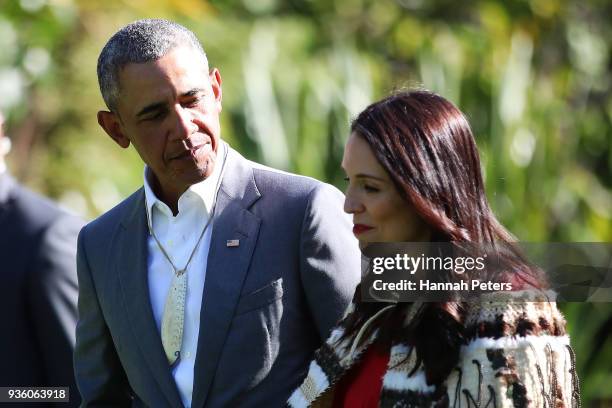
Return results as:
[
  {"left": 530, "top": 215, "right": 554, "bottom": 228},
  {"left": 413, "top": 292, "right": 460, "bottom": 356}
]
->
[{"left": 143, "top": 142, "right": 227, "bottom": 221}]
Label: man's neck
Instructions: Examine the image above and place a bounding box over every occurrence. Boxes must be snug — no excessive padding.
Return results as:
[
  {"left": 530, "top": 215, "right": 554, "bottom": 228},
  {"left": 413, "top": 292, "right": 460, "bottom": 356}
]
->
[{"left": 148, "top": 176, "right": 187, "bottom": 216}]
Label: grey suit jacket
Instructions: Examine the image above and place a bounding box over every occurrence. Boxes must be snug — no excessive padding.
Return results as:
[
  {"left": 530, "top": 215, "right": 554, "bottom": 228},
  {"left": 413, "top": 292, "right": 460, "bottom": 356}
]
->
[
  {"left": 74, "top": 147, "right": 361, "bottom": 407},
  {"left": 0, "top": 173, "right": 82, "bottom": 407}
]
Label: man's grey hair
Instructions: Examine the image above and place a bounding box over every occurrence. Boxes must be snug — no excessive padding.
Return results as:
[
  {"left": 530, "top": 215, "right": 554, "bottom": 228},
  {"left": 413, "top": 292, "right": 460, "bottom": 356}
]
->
[{"left": 97, "top": 19, "right": 208, "bottom": 112}]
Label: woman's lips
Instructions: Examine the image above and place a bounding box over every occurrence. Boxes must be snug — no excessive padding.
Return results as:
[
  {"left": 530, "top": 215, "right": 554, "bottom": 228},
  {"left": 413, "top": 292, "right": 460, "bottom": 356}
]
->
[{"left": 353, "top": 224, "right": 374, "bottom": 235}]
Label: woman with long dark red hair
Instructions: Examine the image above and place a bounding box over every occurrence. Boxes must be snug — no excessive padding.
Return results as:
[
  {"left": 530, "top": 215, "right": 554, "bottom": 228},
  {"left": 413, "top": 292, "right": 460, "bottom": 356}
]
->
[{"left": 288, "top": 90, "right": 579, "bottom": 407}]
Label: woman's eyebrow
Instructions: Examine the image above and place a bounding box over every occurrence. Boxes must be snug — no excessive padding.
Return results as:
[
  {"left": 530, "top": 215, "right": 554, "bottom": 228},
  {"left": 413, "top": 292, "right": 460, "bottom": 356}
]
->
[{"left": 354, "top": 173, "right": 386, "bottom": 182}]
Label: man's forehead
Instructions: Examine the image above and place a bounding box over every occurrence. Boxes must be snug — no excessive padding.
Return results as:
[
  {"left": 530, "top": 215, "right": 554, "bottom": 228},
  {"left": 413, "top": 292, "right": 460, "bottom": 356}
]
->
[
  {"left": 116, "top": 48, "right": 211, "bottom": 108},
  {"left": 120, "top": 46, "right": 208, "bottom": 78}
]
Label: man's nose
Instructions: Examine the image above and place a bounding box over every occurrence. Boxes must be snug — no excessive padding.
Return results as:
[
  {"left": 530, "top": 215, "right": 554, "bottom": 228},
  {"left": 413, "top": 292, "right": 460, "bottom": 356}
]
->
[{"left": 174, "top": 105, "right": 197, "bottom": 140}]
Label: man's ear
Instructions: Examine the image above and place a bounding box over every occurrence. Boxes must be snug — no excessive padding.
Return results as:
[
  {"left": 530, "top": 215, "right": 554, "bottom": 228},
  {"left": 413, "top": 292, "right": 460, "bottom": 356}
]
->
[
  {"left": 97, "top": 110, "right": 130, "bottom": 148},
  {"left": 209, "top": 68, "right": 222, "bottom": 113}
]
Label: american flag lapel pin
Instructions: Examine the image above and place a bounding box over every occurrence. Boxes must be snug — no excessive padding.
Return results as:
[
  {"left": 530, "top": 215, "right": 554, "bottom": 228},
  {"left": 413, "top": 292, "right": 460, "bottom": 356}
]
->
[{"left": 226, "top": 239, "right": 240, "bottom": 247}]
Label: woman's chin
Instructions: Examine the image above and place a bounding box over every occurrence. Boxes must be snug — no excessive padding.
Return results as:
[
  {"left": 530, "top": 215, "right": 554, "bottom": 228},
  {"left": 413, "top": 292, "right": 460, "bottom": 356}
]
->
[{"left": 358, "top": 240, "right": 370, "bottom": 251}]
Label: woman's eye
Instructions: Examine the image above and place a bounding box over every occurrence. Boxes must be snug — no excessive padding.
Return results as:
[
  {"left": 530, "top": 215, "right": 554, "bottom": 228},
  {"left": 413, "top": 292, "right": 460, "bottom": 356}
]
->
[{"left": 364, "top": 185, "right": 380, "bottom": 193}]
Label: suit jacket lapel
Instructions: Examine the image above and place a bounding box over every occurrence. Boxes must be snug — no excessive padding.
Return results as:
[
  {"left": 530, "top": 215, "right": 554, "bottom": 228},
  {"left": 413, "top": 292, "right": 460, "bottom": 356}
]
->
[
  {"left": 116, "top": 189, "right": 183, "bottom": 408},
  {"left": 191, "top": 148, "right": 262, "bottom": 408}
]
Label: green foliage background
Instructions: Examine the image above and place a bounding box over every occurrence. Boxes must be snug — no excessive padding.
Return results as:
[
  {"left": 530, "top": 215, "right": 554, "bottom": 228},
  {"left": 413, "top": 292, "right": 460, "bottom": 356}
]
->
[{"left": 1, "top": 0, "right": 610, "bottom": 404}]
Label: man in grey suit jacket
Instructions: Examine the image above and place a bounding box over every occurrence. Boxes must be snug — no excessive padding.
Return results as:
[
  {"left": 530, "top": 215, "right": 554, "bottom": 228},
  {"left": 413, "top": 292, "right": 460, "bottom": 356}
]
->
[
  {"left": 0, "top": 113, "right": 82, "bottom": 407},
  {"left": 74, "top": 19, "right": 360, "bottom": 407}
]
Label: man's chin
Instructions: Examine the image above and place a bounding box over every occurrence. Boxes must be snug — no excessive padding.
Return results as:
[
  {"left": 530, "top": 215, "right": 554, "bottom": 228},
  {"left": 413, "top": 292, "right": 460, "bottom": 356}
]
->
[
  {"left": 182, "top": 170, "right": 211, "bottom": 186},
  {"left": 200, "top": 160, "right": 216, "bottom": 179},
  {"left": 189, "top": 161, "right": 217, "bottom": 182}
]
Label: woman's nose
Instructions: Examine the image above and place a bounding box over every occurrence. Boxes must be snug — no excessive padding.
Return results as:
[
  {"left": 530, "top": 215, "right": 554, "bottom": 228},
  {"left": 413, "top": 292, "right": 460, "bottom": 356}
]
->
[{"left": 343, "top": 193, "right": 364, "bottom": 214}]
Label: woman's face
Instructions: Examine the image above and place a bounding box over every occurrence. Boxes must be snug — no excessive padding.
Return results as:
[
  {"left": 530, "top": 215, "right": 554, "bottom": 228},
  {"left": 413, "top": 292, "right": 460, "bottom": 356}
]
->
[{"left": 342, "top": 133, "right": 431, "bottom": 249}]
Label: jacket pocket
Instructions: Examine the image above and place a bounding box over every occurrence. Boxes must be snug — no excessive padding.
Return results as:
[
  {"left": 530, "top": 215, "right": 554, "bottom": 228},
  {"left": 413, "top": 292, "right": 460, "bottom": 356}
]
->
[{"left": 235, "top": 277, "right": 284, "bottom": 315}]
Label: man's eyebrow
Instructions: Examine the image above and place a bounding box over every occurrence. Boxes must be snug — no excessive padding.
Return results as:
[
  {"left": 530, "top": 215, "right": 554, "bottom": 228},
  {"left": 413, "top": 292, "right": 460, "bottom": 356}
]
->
[
  {"left": 182, "top": 88, "right": 206, "bottom": 97},
  {"left": 136, "top": 101, "right": 166, "bottom": 118}
]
